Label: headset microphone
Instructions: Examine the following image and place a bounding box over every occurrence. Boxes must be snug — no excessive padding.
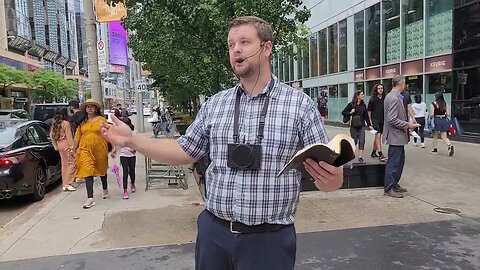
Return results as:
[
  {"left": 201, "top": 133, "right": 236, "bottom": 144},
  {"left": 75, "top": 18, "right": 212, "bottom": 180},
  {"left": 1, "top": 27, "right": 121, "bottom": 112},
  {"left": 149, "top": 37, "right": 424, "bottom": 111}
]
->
[{"left": 235, "top": 44, "right": 265, "bottom": 64}]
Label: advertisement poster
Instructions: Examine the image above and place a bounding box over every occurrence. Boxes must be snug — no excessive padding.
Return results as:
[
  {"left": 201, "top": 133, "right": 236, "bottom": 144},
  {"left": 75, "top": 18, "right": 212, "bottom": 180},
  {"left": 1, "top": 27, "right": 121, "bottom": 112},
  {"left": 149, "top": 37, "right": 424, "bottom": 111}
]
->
[
  {"left": 109, "top": 21, "right": 128, "bottom": 66},
  {"left": 95, "top": 0, "right": 127, "bottom": 22}
]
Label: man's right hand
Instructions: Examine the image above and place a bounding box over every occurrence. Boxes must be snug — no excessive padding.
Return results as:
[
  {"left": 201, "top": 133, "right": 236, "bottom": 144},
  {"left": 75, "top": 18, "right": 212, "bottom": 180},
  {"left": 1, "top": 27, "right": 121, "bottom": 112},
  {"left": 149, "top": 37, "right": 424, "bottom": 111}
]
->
[
  {"left": 408, "top": 122, "right": 418, "bottom": 129},
  {"left": 100, "top": 115, "right": 134, "bottom": 147}
]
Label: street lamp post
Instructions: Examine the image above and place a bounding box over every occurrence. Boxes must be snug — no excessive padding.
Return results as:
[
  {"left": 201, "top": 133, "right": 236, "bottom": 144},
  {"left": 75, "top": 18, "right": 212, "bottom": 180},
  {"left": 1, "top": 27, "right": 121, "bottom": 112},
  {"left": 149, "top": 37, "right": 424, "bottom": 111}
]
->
[{"left": 83, "top": 0, "right": 103, "bottom": 105}]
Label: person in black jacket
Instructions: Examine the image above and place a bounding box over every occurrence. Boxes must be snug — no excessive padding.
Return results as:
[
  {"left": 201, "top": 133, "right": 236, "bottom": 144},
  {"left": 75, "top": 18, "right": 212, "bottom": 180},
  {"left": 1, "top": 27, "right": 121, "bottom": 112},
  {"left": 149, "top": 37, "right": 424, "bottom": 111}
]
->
[
  {"left": 367, "top": 84, "right": 387, "bottom": 162},
  {"left": 342, "top": 90, "right": 372, "bottom": 163}
]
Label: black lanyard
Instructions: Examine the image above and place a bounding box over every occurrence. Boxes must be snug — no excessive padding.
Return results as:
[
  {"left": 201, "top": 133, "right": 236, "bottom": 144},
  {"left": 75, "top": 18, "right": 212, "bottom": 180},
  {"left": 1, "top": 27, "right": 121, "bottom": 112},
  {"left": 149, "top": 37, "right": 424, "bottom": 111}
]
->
[{"left": 233, "top": 78, "right": 275, "bottom": 144}]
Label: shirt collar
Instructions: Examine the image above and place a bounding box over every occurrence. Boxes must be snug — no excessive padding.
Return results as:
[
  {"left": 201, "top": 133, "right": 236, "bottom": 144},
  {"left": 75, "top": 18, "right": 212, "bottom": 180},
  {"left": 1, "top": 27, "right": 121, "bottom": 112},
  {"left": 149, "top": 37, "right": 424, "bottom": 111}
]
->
[{"left": 237, "top": 75, "right": 277, "bottom": 97}]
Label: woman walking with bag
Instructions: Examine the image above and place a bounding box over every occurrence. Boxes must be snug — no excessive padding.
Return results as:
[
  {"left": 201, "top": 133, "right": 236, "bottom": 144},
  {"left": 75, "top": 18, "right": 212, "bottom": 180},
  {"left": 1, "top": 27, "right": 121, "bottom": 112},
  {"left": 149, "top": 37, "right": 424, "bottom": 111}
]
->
[
  {"left": 50, "top": 107, "right": 76, "bottom": 192},
  {"left": 75, "top": 99, "right": 116, "bottom": 209},
  {"left": 430, "top": 91, "right": 454, "bottom": 156},
  {"left": 342, "top": 90, "right": 372, "bottom": 163}
]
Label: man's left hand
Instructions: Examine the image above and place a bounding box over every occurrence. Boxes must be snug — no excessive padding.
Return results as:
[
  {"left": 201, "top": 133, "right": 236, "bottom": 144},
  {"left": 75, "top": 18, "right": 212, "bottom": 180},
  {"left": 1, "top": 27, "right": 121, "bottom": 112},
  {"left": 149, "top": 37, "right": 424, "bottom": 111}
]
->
[{"left": 303, "top": 159, "right": 343, "bottom": 192}]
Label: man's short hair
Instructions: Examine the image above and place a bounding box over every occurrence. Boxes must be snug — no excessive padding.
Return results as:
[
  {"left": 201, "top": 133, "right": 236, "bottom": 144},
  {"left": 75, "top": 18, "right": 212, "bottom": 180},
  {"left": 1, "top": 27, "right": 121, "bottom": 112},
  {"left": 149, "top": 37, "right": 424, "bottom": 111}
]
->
[
  {"left": 229, "top": 16, "right": 274, "bottom": 45},
  {"left": 117, "top": 104, "right": 122, "bottom": 107},
  {"left": 69, "top": 100, "right": 79, "bottom": 109},
  {"left": 392, "top": 75, "right": 405, "bottom": 87}
]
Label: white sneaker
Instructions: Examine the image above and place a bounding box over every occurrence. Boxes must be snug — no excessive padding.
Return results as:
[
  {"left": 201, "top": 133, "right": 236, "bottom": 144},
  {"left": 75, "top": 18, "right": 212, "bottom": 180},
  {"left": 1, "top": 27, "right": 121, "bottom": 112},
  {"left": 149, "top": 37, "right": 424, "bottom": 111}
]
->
[
  {"left": 83, "top": 198, "right": 95, "bottom": 209},
  {"left": 413, "top": 142, "right": 418, "bottom": 147},
  {"left": 62, "top": 185, "right": 76, "bottom": 192},
  {"left": 102, "top": 190, "right": 110, "bottom": 199},
  {"left": 421, "top": 143, "right": 425, "bottom": 149}
]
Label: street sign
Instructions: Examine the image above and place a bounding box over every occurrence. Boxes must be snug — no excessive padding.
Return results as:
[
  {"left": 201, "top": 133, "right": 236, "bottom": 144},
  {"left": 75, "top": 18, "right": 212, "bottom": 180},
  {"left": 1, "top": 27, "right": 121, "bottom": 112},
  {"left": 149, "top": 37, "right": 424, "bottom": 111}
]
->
[
  {"left": 97, "top": 40, "right": 107, "bottom": 73},
  {"left": 135, "top": 80, "right": 147, "bottom": 92}
]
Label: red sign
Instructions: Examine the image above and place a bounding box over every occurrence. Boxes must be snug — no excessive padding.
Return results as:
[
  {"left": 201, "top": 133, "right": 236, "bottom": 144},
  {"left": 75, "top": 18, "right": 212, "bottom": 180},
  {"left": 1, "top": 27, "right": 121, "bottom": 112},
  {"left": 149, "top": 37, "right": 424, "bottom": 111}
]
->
[
  {"left": 365, "top": 67, "right": 381, "bottom": 80},
  {"left": 109, "top": 65, "right": 125, "bottom": 73},
  {"left": 382, "top": 63, "right": 400, "bottom": 78},
  {"left": 425, "top": 54, "right": 453, "bottom": 73},
  {"left": 354, "top": 70, "right": 364, "bottom": 81},
  {"left": 401, "top": 60, "right": 423, "bottom": 76}
]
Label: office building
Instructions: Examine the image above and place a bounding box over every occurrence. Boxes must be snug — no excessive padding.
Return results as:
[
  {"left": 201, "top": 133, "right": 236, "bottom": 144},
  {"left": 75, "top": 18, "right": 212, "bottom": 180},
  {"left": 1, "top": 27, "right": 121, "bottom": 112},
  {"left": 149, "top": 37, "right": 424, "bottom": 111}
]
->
[{"left": 273, "top": 0, "right": 480, "bottom": 137}]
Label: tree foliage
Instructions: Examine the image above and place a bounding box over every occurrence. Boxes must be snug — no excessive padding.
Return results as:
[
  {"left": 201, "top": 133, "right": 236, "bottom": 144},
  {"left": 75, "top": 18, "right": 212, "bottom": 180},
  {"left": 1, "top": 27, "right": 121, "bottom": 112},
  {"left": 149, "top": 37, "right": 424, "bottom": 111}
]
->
[
  {"left": 27, "top": 70, "right": 77, "bottom": 103},
  {"left": 0, "top": 63, "right": 26, "bottom": 94},
  {"left": 123, "top": 0, "right": 310, "bottom": 107}
]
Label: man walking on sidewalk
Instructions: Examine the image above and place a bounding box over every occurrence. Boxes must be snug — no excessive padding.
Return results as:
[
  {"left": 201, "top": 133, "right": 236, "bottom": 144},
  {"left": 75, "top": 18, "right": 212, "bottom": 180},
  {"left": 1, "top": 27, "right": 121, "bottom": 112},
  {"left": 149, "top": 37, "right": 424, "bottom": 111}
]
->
[
  {"left": 100, "top": 16, "right": 343, "bottom": 270},
  {"left": 383, "top": 75, "right": 417, "bottom": 198}
]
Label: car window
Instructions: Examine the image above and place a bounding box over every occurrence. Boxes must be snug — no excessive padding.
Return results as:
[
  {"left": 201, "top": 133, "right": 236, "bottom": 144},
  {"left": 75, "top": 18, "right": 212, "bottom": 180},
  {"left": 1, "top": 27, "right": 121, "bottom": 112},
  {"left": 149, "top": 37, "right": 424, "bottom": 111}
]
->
[
  {"left": 26, "top": 124, "right": 49, "bottom": 144},
  {"left": 13, "top": 110, "right": 28, "bottom": 119},
  {"left": 0, "top": 112, "right": 10, "bottom": 116},
  {"left": 37, "top": 123, "right": 51, "bottom": 141},
  {"left": 0, "top": 127, "right": 17, "bottom": 146},
  {"left": 32, "top": 105, "right": 67, "bottom": 121},
  {"left": 32, "top": 123, "right": 50, "bottom": 143}
]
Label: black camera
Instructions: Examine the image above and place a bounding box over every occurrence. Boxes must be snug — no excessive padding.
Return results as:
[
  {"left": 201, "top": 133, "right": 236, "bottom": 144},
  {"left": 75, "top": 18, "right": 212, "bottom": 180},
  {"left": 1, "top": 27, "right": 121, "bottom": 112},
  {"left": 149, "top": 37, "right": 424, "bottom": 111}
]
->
[{"left": 227, "top": 143, "right": 262, "bottom": 170}]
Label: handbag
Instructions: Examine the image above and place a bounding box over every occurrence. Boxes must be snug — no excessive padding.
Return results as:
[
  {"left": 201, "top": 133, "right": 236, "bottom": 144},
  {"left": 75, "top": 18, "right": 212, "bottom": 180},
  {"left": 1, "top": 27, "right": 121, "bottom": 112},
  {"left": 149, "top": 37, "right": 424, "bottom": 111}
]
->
[{"left": 350, "top": 115, "right": 363, "bottom": 128}]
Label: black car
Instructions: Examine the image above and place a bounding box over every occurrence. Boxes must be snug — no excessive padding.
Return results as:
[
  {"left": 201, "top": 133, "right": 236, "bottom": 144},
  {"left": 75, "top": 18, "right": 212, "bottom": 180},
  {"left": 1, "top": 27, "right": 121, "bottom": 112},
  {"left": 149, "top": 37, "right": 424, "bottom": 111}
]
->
[{"left": 0, "top": 120, "right": 61, "bottom": 201}]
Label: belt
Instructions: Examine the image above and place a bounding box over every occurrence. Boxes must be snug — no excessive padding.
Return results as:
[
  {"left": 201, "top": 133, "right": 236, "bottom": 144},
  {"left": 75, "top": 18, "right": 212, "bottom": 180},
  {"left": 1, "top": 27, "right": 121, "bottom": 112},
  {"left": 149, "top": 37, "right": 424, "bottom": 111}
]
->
[
  {"left": 206, "top": 211, "right": 286, "bottom": 234},
  {"left": 434, "top": 115, "right": 447, "bottom": 118}
]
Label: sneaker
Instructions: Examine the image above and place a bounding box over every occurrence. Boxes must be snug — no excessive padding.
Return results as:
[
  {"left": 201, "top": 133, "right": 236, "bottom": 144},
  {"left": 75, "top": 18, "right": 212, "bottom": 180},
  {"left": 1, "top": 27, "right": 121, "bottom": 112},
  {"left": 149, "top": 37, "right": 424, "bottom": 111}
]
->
[
  {"left": 123, "top": 191, "right": 129, "bottom": 200},
  {"left": 430, "top": 149, "right": 438, "bottom": 155},
  {"left": 384, "top": 189, "right": 404, "bottom": 198},
  {"left": 413, "top": 142, "right": 418, "bottom": 147},
  {"left": 83, "top": 198, "right": 95, "bottom": 209},
  {"left": 102, "top": 190, "right": 110, "bottom": 199},
  {"left": 448, "top": 145, "right": 454, "bottom": 157},
  {"left": 62, "top": 185, "right": 76, "bottom": 192},
  {"left": 371, "top": 151, "right": 379, "bottom": 158},
  {"left": 379, "top": 155, "right": 388, "bottom": 162},
  {"left": 358, "top": 157, "right": 365, "bottom": 163},
  {"left": 393, "top": 184, "right": 408, "bottom": 193},
  {"left": 130, "top": 183, "right": 136, "bottom": 193},
  {"left": 421, "top": 143, "right": 425, "bottom": 149}
]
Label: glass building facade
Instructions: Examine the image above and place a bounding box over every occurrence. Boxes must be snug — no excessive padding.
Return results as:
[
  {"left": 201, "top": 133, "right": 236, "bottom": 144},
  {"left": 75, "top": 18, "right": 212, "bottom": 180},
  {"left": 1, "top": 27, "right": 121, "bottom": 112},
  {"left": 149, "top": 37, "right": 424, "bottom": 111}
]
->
[{"left": 273, "top": 0, "right": 480, "bottom": 136}]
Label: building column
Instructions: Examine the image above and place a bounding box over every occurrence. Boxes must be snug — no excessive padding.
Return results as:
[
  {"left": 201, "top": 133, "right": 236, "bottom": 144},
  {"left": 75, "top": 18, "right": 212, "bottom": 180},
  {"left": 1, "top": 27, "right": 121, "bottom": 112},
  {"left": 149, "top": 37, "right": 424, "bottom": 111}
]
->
[{"left": 0, "top": 0, "right": 7, "bottom": 50}]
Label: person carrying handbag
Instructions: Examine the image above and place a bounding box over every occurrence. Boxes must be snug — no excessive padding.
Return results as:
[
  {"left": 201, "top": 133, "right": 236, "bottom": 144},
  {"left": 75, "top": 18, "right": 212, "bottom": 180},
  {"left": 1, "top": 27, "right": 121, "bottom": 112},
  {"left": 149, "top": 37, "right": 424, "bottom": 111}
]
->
[{"left": 342, "top": 90, "right": 373, "bottom": 163}]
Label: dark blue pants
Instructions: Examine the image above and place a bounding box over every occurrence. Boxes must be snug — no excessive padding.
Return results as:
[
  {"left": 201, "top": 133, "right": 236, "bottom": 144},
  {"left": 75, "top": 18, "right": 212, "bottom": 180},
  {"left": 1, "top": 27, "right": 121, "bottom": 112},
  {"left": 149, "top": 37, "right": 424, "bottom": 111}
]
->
[
  {"left": 195, "top": 210, "right": 296, "bottom": 270},
  {"left": 384, "top": 145, "right": 405, "bottom": 191}
]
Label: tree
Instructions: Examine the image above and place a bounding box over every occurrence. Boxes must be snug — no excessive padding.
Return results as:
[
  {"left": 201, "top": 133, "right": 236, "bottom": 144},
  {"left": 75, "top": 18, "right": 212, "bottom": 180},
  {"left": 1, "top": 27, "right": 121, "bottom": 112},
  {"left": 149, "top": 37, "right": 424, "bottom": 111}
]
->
[
  {"left": 27, "top": 70, "right": 77, "bottom": 103},
  {"left": 123, "top": 0, "right": 310, "bottom": 108},
  {"left": 0, "top": 63, "right": 27, "bottom": 95}
]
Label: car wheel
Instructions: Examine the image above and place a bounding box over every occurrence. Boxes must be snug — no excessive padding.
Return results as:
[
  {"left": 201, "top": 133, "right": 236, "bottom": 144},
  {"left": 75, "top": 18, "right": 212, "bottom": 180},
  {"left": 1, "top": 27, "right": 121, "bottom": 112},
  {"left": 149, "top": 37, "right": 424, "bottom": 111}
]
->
[{"left": 31, "top": 165, "right": 47, "bottom": 201}]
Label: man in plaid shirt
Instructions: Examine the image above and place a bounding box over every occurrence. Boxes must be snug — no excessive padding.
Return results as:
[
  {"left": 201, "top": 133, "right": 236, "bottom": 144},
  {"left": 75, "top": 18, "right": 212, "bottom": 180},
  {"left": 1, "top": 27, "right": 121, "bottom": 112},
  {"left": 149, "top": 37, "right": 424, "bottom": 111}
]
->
[{"left": 101, "top": 16, "right": 343, "bottom": 270}]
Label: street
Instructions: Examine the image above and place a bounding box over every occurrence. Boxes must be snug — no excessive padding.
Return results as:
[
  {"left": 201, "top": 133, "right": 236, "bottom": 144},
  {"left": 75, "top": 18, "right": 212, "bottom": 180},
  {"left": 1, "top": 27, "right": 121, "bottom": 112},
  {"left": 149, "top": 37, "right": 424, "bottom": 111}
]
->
[{"left": 0, "top": 123, "right": 479, "bottom": 269}]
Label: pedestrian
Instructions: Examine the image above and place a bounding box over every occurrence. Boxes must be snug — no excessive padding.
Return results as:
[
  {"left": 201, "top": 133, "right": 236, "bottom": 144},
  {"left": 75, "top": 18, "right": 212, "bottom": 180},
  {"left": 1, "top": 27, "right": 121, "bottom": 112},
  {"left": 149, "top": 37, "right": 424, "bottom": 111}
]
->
[
  {"left": 75, "top": 99, "right": 116, "bottom": 209},
  {"left": 119, "top": 117, "right": 136, "bottom": 200},
  {"left": 342, "top": 90, "right": 372, "bottom": 163},
  {"left": 317, "top": 91, "right": 328, "bottom": 123},
  {"left": 50, "top": 107, "right": 76, "bottom": 192},
  {"left": 430, "top": 91, "right": 454, "bottom": 156},
  {"left": 412, "top": 93, "right": 427, "bottom": 148},
  {"left": 68, "top": 100, "right": 86, "bottom": 134},
  {"left": 100, "top": 16, "right": 343, "bottom": 270},
  {"left": 367, "top": 83, "right": 387, "bottom": 161},
  {"left": 383, "top": 75, "right": 417, "bottom": 198}
]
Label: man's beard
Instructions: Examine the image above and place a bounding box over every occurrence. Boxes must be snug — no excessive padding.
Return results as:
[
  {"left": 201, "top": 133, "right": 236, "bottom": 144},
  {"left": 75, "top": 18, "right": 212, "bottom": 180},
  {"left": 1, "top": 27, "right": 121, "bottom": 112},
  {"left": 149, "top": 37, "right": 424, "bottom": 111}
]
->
[{"left": 233, "top": 63, "right": 257, "bottom": 78}]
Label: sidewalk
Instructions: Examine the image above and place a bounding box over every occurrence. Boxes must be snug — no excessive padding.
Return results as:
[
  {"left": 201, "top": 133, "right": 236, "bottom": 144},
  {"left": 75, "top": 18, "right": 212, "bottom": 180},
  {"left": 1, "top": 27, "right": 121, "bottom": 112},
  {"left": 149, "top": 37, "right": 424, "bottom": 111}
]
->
[{"left": 0, "top": 126, "right": 479, "bottom": 267}]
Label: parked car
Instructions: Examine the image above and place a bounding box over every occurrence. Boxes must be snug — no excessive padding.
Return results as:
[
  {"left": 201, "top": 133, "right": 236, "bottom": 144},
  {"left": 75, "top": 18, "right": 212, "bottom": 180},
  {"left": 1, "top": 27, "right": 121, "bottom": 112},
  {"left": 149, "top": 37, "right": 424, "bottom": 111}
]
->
[
  {"left": 0, "top": 109, "right": 29, "bottom": 120},
  {"left": 31, "top": 103, "right": 68, "bottom": 122},
  {"left": 0, "top": 120, "right": 61, "bottom": 201}
]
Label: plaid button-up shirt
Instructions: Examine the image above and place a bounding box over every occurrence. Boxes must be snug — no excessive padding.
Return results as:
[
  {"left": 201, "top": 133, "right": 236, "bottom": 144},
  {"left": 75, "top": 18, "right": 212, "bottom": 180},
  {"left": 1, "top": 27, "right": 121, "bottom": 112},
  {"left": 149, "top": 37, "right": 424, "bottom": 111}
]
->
[{"left": 177, "top": 76, "right": 328, "bottom": 225}]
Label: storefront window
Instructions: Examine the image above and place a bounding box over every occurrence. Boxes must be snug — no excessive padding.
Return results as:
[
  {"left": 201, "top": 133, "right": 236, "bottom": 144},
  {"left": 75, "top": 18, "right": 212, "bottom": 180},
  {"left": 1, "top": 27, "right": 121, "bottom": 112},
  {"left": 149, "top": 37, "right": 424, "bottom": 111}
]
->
[
  {"left": 453, "top": 68, "right": 480, "bottom": 134},
  {"left": 339, "top": 20, "right": 348, "bottom": 72},
  {"left": 302, "top": 39, "right": 310, "bottom": 79},
  {"left": 339, "top": 84, "right": 348, "bottom": 98},
  {"left": 310, "top": 33, "right": 319, "bottom": 77},
  {"left": 355, "top": 82, "right": 365, "bottom": 92},
  {"left": 366, "top": 3, "right": 381, "bottom": 66},
  {"left": 383, "top": 0, "right": 400, "bottom": 63},
  {"left": 319, "top": 29, "right": 328, "bottom": 75},
  {"left": 403, "top": 0, "right": 424, "bottom": 60},
  {"left": 427, "top": 0, "right": 453, "bottom": 56},
  {"left": 453, "top": 2, "right": 480, "bottom": 52},
  {"left": 354, "top": 11, "right": 365, "bottom": 69},
  {"left": 405, "top": 75, "right": 423, "bottom": 96},
  {"left": 328, "top": 85, "right": 340, "bottom": 121},
  {"left": 328, "top": 23, "right": 339, "bottom": 73}
]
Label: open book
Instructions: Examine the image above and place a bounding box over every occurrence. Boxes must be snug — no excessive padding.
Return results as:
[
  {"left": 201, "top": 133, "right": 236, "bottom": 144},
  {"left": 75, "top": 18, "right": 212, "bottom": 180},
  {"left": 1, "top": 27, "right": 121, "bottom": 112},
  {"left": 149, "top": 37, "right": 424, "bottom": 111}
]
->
[{"left": 277, "top": 134, "right": 356, "bottom": 178}]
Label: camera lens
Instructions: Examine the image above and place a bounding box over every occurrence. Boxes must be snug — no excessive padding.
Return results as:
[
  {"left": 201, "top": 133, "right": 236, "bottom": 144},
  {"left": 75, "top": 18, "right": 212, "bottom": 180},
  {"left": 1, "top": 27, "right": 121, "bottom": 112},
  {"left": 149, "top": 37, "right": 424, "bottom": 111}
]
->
[{"left": 232, "top": 145, "right": 254, "bottom": 168}]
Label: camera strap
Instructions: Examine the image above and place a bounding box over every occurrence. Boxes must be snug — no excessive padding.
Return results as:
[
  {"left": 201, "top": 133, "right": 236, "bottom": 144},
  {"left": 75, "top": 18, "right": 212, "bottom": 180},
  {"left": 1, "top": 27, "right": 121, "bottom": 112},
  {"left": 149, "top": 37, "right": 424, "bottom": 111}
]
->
[{"left": 233, "top": 77, "right": 275, "bottom": 144}]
